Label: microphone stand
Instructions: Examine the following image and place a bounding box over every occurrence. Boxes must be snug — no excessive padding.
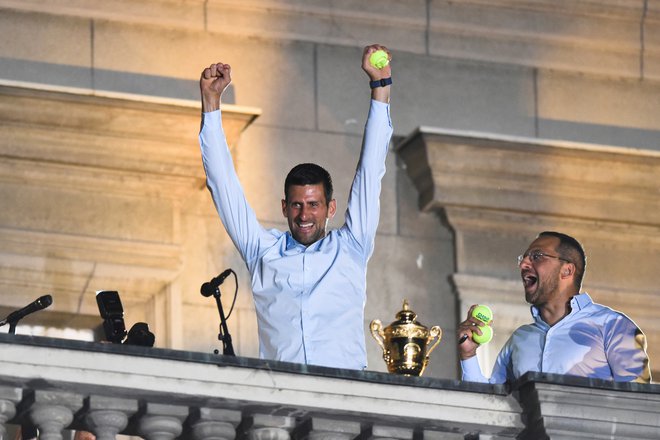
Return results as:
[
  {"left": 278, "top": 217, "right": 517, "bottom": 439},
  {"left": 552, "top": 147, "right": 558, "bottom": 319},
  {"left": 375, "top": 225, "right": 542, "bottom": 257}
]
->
[
  {"left": 1, "top": 316, "right": 22, "bottom": 335},
  {"left": 1, "top": 317, "right": 18, "bottom": 335},
  {"left": 213, "top": 285, "right": 235, "bottom": 356}
]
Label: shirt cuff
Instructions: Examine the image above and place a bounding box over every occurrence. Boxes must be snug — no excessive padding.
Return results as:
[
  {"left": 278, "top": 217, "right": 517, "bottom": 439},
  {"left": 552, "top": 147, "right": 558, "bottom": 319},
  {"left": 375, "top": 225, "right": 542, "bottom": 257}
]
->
[
  {"left": 201, "top": 109, "right": 222, "bottom": 129},
  {"left": 370, "top": 98, "right": 389, "bottom": 109},
  {"left": 460, "top": 356, "right": 485, "bottom": 381}
]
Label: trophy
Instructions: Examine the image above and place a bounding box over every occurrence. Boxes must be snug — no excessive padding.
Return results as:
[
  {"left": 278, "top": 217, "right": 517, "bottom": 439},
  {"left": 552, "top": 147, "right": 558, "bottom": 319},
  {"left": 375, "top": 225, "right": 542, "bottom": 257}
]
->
[{"left": 370, "top": 299, "right": 442, "bottom": 376}]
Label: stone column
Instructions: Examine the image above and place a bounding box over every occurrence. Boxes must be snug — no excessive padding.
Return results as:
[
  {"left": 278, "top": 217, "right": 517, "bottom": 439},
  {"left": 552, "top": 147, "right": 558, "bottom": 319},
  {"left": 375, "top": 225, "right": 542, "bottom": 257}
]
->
[
  {"left": 0, "top": 386, "right": 21, "bottom": 438},
  {"left": 293, "top": 417, "right": 361, "bottom": 440},
  {"left": 137, "top": 403, "right": 188, "bottom": 440},
  {"left": 83, "top": 395, "right": 138, "bottom": 440},
  {"left": 26, "top": 390, "right": 83, "bottom": 440},
  {"left": 239, "top": 414, "right": 295, "bottom": 440},
  {"left": 189, "top": 407, "right": 241, "bottom": 440}
]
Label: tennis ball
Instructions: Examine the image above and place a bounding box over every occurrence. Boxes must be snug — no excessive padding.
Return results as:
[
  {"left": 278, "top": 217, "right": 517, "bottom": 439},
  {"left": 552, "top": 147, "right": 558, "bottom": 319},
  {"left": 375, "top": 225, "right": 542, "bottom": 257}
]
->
[
  {"left": 472, "top": 305, "right": 493, "bottom": 324},
  {"left": 369, "top": 50, "right": 389, "bottom": 69},
  {"left": 472, "top": 324, "right": 493, "bottom": 345}
]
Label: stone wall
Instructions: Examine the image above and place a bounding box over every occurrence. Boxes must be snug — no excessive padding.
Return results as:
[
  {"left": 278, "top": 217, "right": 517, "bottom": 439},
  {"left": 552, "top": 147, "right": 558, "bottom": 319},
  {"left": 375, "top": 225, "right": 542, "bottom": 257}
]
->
[{"left": 0, "top": 0, "right": 658, "bottom": 379}]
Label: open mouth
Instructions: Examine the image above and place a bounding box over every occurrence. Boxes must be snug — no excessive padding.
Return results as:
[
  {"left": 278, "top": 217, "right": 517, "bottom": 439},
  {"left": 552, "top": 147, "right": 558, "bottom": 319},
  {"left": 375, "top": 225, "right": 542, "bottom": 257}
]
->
[{"left": 522, "top": 272, "right": 538, "bottom": 290}]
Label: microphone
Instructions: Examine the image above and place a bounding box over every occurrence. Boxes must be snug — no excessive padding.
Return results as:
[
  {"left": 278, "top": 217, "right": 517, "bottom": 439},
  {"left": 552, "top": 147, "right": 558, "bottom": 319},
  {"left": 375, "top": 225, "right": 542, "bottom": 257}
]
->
[
  {"left": 200, "top": 269, "right": 233, "bottom": 297},
  {"left": 1, "top": 295, "right": 53, "bottom": 325}
]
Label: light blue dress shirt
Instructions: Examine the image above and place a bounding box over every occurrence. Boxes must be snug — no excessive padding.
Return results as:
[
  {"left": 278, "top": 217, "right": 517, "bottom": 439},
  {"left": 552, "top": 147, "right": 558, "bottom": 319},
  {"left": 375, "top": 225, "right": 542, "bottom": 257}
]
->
[
  {"left": 461, "top": 293, "right": 651, "bottom": 383},
  {"left": 199, "top": 100, "right": 393, "bottom": 369}
]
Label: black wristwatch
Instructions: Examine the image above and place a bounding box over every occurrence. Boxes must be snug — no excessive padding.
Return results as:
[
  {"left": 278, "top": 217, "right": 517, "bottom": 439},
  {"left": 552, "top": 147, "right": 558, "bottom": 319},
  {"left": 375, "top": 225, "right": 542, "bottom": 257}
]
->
[{"left": 369, "top": 77, "right": 392, "bottom": 89}]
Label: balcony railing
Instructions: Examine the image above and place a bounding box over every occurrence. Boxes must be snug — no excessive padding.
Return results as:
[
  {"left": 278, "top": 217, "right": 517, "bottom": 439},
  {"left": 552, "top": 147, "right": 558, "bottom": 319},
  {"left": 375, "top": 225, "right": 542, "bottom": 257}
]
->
[{"left": 1, "top": 334, "right": 659, "bottom": 440}]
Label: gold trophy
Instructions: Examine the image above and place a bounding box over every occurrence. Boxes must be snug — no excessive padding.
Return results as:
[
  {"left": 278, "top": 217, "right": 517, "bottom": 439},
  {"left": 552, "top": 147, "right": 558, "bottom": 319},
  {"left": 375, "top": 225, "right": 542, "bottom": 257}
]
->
[{"left": 370, "top": 299, "right": 442, "bottom": 376}]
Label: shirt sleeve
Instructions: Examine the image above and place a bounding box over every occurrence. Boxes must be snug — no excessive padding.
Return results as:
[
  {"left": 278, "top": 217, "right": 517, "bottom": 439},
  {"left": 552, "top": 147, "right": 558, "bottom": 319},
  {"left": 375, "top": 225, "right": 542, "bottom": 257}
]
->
[
  {"left": 604, "top": 313, "right": 652, "bottom": 383},
  {"left": 343, "top": 99, "right": 393, "bottom": 260},
  {"left": 198, "top": 110, "right": 272, "bottom": 267},
  {"left": 461, "top": 357, "right": 488, "bottom": 383},
  {"left": 461, "top": 342, "right": 513, "bottom": 384}
]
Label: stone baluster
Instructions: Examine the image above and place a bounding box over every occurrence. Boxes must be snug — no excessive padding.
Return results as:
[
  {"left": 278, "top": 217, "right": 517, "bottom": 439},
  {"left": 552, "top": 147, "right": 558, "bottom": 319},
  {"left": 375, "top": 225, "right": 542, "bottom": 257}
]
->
[
  {"left": 293, "top": 417, "right": 361, "bottom": 440},
  {"left": 137, "top": 403, "right": 188, "bottom": 440},
  {"left": 26, "top": 390, "right": 83, "bottom": 440},
  {"left": 82, "top": 395, "right": 138, "bottom": 440},
  {"left": 0, "top": 386, "right": 22, "bottom": 439},
  {"left": 422, "top": 428, "right": 468, "bottom": 440},
  {"left": 239, "top": 414, "right": 296, "bottom": 440},
  {"left": 189, "top": 407, "right": 241, "bottom": 440},
  {"left": 365, "top": 425, "right": 413, "bottom": 440}
]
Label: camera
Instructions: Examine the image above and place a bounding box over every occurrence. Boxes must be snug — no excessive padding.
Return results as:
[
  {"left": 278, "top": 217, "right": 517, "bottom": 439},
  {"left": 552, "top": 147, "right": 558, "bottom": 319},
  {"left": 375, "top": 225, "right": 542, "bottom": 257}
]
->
[{"left": 96, "top": 290, "right": 154, "bottom": 347}]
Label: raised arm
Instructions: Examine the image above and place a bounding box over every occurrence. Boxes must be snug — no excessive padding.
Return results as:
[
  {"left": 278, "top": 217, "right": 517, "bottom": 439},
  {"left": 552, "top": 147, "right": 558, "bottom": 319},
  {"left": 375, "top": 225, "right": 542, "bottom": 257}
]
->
[
  {"left": 200, "top": 62, "right": 232, "bottom": 112},
  {"left": 362, "top": 45, "right": 391, "bottom": 104},
  {"left": 343, "top": 45, "right": 394, "bottom": 257},
  {"left": 198, "top": 62, "right": 272, "bottom": 266}
]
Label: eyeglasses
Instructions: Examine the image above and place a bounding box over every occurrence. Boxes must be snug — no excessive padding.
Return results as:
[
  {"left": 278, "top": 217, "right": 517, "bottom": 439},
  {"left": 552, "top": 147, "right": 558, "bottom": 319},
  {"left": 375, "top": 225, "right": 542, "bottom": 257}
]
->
[{"left": 517, "top": 250, "right": 571, "bottom": 266}]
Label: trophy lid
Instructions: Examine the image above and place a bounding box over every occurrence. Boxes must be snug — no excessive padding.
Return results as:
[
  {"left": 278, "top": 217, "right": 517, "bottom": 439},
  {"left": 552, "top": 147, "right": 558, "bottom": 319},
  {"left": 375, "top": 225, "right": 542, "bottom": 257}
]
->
[{"left": 393, "top": 299, "right": 419, "bottom": 324}]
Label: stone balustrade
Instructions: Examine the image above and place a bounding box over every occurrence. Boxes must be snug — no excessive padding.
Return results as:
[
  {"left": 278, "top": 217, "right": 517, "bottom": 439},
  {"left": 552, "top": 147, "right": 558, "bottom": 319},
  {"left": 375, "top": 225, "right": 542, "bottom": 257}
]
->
[{"left": 1, "top": 333, "right": 659, "bottom": 440}]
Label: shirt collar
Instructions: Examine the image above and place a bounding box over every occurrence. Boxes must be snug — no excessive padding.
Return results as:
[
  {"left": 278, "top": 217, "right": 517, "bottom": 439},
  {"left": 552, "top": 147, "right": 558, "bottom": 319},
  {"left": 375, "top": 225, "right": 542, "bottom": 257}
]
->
[
  {"left": 570, "top": 292, "right": 592, "bottom": 310},
  {"left": 530, "top": 292, "right": 592, "bottom": 321},
  {"left": 284, "top": 232, "right": 326, "bottom": 252},
  {"left": 285, "top": 232, "right": 305, "bottom": 251}
]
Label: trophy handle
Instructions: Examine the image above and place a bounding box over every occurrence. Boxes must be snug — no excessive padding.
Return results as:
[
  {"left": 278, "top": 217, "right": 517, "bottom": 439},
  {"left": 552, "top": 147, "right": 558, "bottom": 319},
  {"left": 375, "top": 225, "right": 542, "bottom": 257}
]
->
[
  {"left": 370, "top": 319, "right": 386, "bottom": 353},
  {"left": 426, "top": 325, "right": 443, "bottom": 356}
]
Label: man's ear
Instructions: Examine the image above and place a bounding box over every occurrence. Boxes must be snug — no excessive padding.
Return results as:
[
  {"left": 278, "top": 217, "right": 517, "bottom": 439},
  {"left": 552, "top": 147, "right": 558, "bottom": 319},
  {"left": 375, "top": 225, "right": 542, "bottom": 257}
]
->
[
  {"left": 327, "top": 199, "right": 337, "bottom": 219},
  {"left": 562, "top": 263, "right": 575, "bottom": 278},
  {"left": 281, "top": 199, "right": 287, "bottom": 217}
]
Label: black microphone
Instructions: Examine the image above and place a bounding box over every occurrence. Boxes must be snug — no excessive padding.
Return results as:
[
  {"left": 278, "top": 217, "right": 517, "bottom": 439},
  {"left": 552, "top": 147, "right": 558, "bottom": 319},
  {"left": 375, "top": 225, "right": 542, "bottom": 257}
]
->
[
  {"left": 201, "top": 269, "right": 233, "bottom": 297},
  {"left": 1, "top": 295, "right": 53, "bottom": 325}
]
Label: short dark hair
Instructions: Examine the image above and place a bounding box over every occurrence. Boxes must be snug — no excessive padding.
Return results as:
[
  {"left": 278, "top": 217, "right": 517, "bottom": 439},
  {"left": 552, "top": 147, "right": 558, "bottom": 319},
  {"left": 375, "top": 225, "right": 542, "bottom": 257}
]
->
[
  {"left": 284, "top": 163, "right": 333, "bottom": 202},
  {"left": 538, "top": 231, "right": 587, "bottom": 290}
]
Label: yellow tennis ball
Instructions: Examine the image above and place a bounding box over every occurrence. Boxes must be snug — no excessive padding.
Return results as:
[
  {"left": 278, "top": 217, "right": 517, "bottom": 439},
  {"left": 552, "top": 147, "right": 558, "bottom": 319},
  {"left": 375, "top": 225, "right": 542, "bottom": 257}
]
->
[
  {"left": 472, "top": 305, "right": 493, "bottom": 324},
  {"left": 472, "top": 324, "right": 493, "bottom": 344},
  {"left": 369, "top": 50, "right": 389, "bottom": 69}
]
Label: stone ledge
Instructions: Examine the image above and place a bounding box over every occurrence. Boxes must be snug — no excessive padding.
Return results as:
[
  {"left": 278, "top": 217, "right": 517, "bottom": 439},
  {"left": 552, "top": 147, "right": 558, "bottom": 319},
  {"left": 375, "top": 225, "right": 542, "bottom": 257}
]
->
[
  {"left": 0, "top": 335, "right": 523, "bottom": 435},
  {"left": 3, "top": 335, "right": 660, "bottom": 439},
  {"left": 396, "top": 127, "right": 660, "bottom": 227},
  {"left": 514, "top": 375, "right": 660, "bottom": 439},
  {"left": 0, "top": 0, "right": 206, "bottom": 30}
]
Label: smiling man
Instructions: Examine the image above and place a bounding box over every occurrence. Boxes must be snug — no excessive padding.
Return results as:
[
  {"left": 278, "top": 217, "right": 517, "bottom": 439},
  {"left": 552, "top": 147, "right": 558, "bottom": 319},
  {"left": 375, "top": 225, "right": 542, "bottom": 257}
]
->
[
  {"left": 457, "top": 231, "right": 652, "bottom": 383},
  {"left": 198, "top": 45, "right": 393, "bottom": 369},
  {"left": 281, "top": 164, "right": 337, "bottom": 246}
]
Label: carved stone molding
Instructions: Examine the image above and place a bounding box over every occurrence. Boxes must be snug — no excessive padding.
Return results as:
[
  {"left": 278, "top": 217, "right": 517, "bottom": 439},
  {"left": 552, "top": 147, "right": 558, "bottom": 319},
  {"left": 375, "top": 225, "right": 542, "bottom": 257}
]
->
[
  {"left": 83, "top": 395, "right": 138, "bottom": 440},
  {"left": 0, "top": 386, "right": 21, "bottom": 438},
  {"left": 397, "top": 128, "right": 660, "bottom": 226},
  {"left": 189, "top": 407, "right": 241, "bottom": 440},
  {"left": 293, "top": 417, "right": 360, "bottom": 440},
  {"left": 0, "top": 82, "right": 260, "bottom": 333},
  {"left": 516, "top": 379, "right": 660, "bottom": 439},
  {"left": 3, "top": 335, "right": 660, "bottom": 440}
]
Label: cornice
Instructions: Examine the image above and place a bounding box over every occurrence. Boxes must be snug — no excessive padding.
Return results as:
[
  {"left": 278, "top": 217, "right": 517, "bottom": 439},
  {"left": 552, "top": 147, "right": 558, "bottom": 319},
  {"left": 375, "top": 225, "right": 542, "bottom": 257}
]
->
[
  {"left": 0, "top": 82, "right": 260, "bottom": 196},
  {"left": 396, "top": 128, "right": 660, "bottom": 227}
]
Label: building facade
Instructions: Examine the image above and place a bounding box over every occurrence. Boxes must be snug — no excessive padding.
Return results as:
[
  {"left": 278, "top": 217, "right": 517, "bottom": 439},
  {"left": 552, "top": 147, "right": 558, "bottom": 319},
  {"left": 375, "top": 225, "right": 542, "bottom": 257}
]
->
[{"left": 0, "top": 0, "right": 659, "bottom": 381}]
